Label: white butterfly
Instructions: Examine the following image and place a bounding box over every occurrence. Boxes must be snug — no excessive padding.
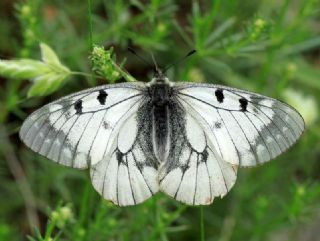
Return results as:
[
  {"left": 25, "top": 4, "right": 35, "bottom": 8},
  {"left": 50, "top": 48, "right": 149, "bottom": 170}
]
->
[{"left": 20, "top": 68, "right": 305, "bottom": 206}]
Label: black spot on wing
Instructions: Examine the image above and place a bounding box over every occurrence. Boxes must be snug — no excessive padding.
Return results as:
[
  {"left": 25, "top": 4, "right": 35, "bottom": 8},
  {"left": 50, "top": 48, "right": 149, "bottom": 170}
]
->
[
  {"left": 239, "top": 98, "right": 248, "bottom": 111},
  {"left": 215, "top": 89, "right": 224, "bottom": 103},
  {"left": 116, "top": 150, "right": 127, "bottom": 166},
  {"left": 74, "top": 100, "right": 83, "bottom": 114},
  {"left": 180, "top": 163, "right": 190, "bottom": 173},
  {"left": 97, "top": 90, "right": 108, "bottom": 105},
  {"left": 102, "top": 121, "right": 111, "bottom": 129},
  {"left": 214, "top": 121, "right": 222, "bottom": 129},
  {"left": 199, "top": 149, "right": 208, "bottom": 163}
]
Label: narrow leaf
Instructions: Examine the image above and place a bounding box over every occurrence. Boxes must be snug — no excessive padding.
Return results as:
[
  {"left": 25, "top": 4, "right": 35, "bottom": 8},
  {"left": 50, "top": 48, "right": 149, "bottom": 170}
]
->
[
  {"left": 0, "top": 59, "right": 50, "bottom": 79},
  {"left": 27, "top": 72, "right": 68, "bottom": 97},
  {"left": 40, "top": 42, "right": 61, "bottom": 66}
]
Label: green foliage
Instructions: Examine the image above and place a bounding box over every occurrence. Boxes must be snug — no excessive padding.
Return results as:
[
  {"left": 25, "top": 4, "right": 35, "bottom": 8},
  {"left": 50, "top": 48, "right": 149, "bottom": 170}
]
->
[
  {"left": 0, "top": 59, "right": 49, "bottom": 80},
  {"left": 0, "top": 0, "right": 319, "bottom": 241},
  {"left": 27, "top": 43, "right": 71, "bottom": 97},
  {"left": 0, "top": 43, "right": 70, "bottom": 97},
  {"left": 90, "top": 46, "right": 136, "bottom": 82},
  {"left": 15, "top": 1, "right": 41, "bottom": 57}
]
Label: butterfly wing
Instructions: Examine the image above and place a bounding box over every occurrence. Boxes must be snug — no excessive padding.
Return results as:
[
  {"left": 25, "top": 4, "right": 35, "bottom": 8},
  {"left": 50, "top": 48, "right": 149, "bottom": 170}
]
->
[
  {"left": 159, "top": 100, "right": 237, "bottom": 205},
  {"left": 20, "top": 83, "right": 146, "bottom": 169},
  {"left": 90, "top": 101, "right": 159, "bottom": 206},
  {"left": 173, "top": 83, "right": 305, "bottom": 167},
  {"left": 20, "top": 84, "right": 159, "bottom": 206}
]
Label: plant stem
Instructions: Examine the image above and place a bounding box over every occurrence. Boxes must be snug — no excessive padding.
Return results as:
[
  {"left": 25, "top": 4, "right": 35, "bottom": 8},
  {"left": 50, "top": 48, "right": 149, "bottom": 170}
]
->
[
  {"left": 44, "top": 219, "right": 56, "bottom": 241},
  {"left": 1, "top": 126, "right": 40, "bottom": 233},
  {"left": 71, "top": 71, "right": 100, "bottom": 79},
  {"left": 110, "top": 61, "right": 137, "bottom": 82},
  {"left": 200, "top": 206, "right": 205, "bottom": 241},
  {"left": 87, "top": 0, "right": 96, "bottom": 86},
  {"left": 87, "top": 0, "right": 93, "bottom": 51}
]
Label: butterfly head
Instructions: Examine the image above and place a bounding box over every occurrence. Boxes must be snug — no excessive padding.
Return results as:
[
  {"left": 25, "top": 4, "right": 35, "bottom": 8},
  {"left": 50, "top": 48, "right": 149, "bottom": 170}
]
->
[
  {"left": 151, "top": 67, "right": 170, "bottom": 84},
  {"left": 153, "top": 67, "right": 164, "bottom": 79}
]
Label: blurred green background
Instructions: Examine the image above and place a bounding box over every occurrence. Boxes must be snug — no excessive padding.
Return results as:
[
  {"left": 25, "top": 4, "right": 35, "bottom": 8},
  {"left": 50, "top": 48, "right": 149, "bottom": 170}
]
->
[{"left": 0, "top": 0, "right": 320, "bottom": 240}]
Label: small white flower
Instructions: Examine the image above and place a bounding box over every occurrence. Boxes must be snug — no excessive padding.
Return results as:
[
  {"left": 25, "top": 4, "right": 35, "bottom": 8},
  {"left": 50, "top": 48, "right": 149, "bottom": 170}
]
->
[
  {"left": 254, "top": 18, "right": 266, "bottom": 29},
  {"left": 60, "top": 206, "right": 73, "bottom": 221},
  {"left": 51, "top": 205, "right": 74, "bottom": 228}
]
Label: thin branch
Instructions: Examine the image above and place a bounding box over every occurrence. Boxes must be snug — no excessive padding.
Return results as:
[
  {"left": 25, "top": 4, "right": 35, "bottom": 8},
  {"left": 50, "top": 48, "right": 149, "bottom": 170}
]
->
[
  {"left": 200, "top": 206, "right": 205, "bottom": 241},
  {"left": 0, "top": 126, "right": 39, "bottom": 232}
]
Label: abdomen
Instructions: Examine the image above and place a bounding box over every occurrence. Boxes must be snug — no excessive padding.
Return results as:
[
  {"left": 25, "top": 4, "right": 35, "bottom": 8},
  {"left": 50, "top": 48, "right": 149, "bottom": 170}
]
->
[{"left": 152, "top": 104, "right": 170, "bottom": 162}]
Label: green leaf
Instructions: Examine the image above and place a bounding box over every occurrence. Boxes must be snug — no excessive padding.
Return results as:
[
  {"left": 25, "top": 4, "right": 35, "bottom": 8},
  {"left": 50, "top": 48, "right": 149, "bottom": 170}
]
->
[
  {"left": 40, "top": 42, "right": 71, "bottom": 74},
  {"left": 27, "top": 72, "right": 68, "bottom": 98},
  {"left": 40, "top": 42, "right": 61, "bottom": 66},
  {"left": 0, "top": 59, "right": 50, "bottom": 79},
  {"left": 205, "top": 17, "right": 236, "bottom": 46},
  {"left": 0, "top": 42, "right": 71, "bottom": 97}
]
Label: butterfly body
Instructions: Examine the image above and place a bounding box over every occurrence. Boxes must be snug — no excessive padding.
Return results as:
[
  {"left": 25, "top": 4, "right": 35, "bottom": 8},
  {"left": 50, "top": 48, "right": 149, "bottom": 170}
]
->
[
  {"left": 148, "top": 75, "right": 172, "bottom": 162},
  {"left": 20, "top": 71, "right": 304, "bottom": 206}
]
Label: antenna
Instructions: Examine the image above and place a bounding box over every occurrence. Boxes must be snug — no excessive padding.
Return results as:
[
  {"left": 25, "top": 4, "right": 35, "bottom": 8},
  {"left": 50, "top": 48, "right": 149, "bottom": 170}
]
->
[
  {"left": 128, "top": 47, "right": 196, "bottom": 73},
  {"left": 127, "top": 47, "right": 152, "bottom": 68},
  {"left": 163, "top": 49, "right": 196, "bottom": 72},
  {"left": 150, "top": 52, "right": 160, "bottom": 72}
]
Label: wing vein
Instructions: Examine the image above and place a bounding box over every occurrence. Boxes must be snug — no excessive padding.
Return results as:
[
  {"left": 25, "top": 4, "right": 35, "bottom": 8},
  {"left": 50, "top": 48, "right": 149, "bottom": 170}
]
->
[
  {"left": 193, "top": 155, "right": 199, "bottom": 205},
  {"left": 86, "top": 110, "right": 108, "bottom": 167},
  {"left": 176, "top": 84, "right": 302, "bottom": 130},
  {"left": 177, "top": 92, "right": 240, "bottom": 112},
  {"left": 176, "top": 96, "right": 223, "bottom": 158},
  {"left": 248, "top": 111, "right": 283, "bottom": 152},
  {"left": 71, "top": 112, "right": 95, "bottom": 167},
  {"left": 57, "top": 115, "right": 81, "bottom": 164},
  {"left": 56, "top": 85, "right": 144, "bottom": 106},
  {"left": 116, "top": 162, "right": 120, "bottom": 205},
  {"left": 208, "top": 146, "right": 229, "bottom": 192},
  {"left": 204, "top": 160, "right": 213, "bottom": 202},
  {"left": 230, "top": 112, "right": 259, "bottom": 165},
  {"left": 102, "top": 98, "right": 144, "bottom": 161},
  {"left": 132, "top": 149, "right": 153, "bottom": 195},
  {"left": 252, "top": 103, "right": 303, "bottom": 133},
  {"left": 253, "top": 106, "right": 291, "bottom": 148},
  {"left": 126, "top": 155, "right": 136, "bottom": 205},
  {"left": 28, "top": 93, "right": 143, "bottom": 127},
  {"left": 256, "top": 105, "right": 297, "bottom": 141},
  {"left": 45, "top": 113, "right": 77, "bottom": 157},
  {"left": 244, "top": 112, "right": 272, "bottom": 159},
  {"left": 159, "top": 139, "right": 186, "bottom": 183},
  {"left": 24, "top": 113, "right": 48, "bottom": 142},
  {"left": 217, "top": 109, "right": 242, "bottom": 165},
  {"left": 174, "top": 150, "right": 193, "bottom": 199},
  {"left": 225, "top": 89, "right": 303, "bottom": 133}
]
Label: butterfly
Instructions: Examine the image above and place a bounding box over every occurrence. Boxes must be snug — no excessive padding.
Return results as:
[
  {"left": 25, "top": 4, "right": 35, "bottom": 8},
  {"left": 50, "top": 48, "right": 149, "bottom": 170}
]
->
[{"left": 19, "top": 57, "right": 305, "bottom": 206}]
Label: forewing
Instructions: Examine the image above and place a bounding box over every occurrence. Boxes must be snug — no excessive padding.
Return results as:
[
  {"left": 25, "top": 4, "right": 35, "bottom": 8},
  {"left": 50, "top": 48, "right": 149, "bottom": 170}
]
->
[
  {"left": 159, "top": 100, "right": 237, "bottom": 205},
  {"left": 20, "top": 83, "right": 145, "bottom": 169},
  {"left": 174, "top": 83, "right": 305, "bottom": 167},
  {"left": 90, "top": 101, "right": 159, "bottom": 206}
]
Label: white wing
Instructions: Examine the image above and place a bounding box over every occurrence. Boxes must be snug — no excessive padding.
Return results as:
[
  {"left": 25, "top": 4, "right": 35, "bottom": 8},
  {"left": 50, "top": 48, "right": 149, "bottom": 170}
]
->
[
  {"left": 90, "top": 102, "right": 159, "bottom": 206},
  {"left": 20, "top": 82, "right": 159, "bottom": 206},
  {"left": 159, "top": 100, "right": 237, "bottom": 205},
  {"left": 174, "top": 83, "right": 305, "bottom": 167},
  {"left": 20, "top": 83, "right": 145, "bottom": 169}
]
